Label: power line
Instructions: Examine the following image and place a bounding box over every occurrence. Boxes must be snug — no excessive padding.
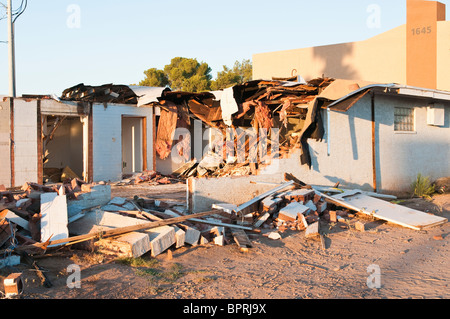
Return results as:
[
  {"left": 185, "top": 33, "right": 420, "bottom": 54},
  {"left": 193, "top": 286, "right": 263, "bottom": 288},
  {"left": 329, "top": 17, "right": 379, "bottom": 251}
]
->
[
  {"left": 12, "top": 0, "right": 27, "bottom": 23},
  {"left": 0, "top": 0, "right": 27, "bottom": 22}
]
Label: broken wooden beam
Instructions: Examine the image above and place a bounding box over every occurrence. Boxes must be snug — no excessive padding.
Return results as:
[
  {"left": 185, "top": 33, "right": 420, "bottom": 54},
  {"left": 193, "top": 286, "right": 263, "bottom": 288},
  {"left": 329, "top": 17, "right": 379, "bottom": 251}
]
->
[{"left": 231, "top": 229, "right": 252, "bottom": 252}]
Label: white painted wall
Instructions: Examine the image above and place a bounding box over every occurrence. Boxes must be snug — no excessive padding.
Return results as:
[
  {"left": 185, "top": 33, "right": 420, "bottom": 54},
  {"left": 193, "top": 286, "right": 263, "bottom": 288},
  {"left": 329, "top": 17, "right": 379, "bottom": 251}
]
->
[
  {"left": 92, "top": 103, "right": 153, "bottom": 182},
  {"left": 13, "top": 99, "right": 38, "bottom": 186},
  {"left": 0, "top": 98, "right": 11, "bottom": 187},
  {"left": 375, "top": 95, "right": 450, "bottom": 192}
]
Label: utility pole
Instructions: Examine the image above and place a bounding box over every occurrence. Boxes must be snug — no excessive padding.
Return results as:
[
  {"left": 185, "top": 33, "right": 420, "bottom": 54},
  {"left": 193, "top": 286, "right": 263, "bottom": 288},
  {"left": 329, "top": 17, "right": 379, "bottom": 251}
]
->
[{"left": 7, "top": 0, "right": 16, "bottom": 97}]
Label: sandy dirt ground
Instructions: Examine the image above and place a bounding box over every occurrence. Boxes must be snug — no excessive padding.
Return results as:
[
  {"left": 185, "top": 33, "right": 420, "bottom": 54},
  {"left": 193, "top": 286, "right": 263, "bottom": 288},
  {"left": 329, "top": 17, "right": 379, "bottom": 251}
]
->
[{"left": 1, "top": 183, "right": 449, "bottom": 302}]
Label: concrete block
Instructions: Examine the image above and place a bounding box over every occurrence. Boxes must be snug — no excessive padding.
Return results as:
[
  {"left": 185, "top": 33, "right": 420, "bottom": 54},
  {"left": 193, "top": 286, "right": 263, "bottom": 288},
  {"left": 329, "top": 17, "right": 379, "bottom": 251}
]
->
[
  {"left": 278, "top": 202, "right": 309, "bottom": 222},
  {"left": 268, "top": 232, "right": 281, "bottom": 240},
  {"left": 96, "top": 231, "right": 151, "bottom": 258},
  {"left": 329, "top": 211, "right": 337, "bottom": 223},
  {"left": 69, "top": 210, "right": 176, "bottom": 257},
  {"left": 261, "top": 196, "right": 283, "bottom": 213},
  {"left": 214, "top": 235, "right": 225, "bottom": 246},
  {"left": 40, "top": 192, "right": 68, "bottom": 246},
  {"left": 4, "top": 209, "right": 29, "bottom": 231},
  {"left": 145, "top": 226, "right": 176, "bottom": 257},
  {"left": 284, "top": 189, "right": 315, "bottom": 202},
  {"left": 305, "top": 221, "right": 320, "bottom": 238},
  {"left": 3, "top": 273, "right": 23, "bottom": 297},
  {"left": 179, "top": 224, "right": 200, "bottom": 246},
  {"left": 355, "top": 221, "right": 366, "bottom": 232},
  {"left": 316, "top": 201, "right": 327, "bottom": 213},
  {"left": 67, "top": 184, "right": 111, "bottom": 215},
  {"left": 297, "top": 213, "right": 308, "bottom": 230},
  {"left": 199, "top": 236, "right": 209, "bottom": 245},
  {"left": 304, "top": 200, "right": 317, "bottom": 212},
  {"left": 173, "top": 226, "right": 186, "bottom": 248}
]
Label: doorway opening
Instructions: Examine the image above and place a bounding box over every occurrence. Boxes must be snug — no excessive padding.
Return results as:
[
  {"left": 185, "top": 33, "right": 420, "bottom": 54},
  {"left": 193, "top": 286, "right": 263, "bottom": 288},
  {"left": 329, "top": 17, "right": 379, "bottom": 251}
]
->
[
  {"left": 42, "top": 115, "right": 85, "bottom": 183},
  {"left": 122, "top": 116, "right": 147, "bottom": 177}
]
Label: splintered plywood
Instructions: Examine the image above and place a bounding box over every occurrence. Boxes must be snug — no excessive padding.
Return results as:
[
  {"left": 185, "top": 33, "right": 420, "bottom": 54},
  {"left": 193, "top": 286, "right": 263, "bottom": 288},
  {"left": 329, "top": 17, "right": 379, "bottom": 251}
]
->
[
  {"left": 333, "top": 193, "right": 447, "bottom": 230},
  {"left": 40, "top": 193, "right": 68, "bottom": 246},
  {"left": 155, "top": 102, "right": 178, "bottom": 160}
]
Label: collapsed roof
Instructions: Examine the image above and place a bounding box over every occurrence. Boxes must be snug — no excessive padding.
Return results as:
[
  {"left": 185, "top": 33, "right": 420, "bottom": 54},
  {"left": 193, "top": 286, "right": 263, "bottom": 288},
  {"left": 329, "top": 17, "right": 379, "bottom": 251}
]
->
[
  {"left": 59, "top": 78, "right": 338, "bottom": 174},
  {"left": 60, "top": 83, "right": 171, "bottom": 106},
  {"left": 152, "top": 77, "right": 337, "bottom": 173}
]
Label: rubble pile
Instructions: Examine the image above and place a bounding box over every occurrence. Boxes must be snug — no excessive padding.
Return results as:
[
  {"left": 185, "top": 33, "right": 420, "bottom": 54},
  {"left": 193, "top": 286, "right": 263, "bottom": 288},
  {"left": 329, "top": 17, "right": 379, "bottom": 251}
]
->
[
  {"left": 0, "top": 171, "right": 447, "bottom": 297},
  {"left": 157, "top": 77, "right": 335, "bottom": 178},
  {"left": 115, "top": 170, "right": 184, "bottom": 186}
]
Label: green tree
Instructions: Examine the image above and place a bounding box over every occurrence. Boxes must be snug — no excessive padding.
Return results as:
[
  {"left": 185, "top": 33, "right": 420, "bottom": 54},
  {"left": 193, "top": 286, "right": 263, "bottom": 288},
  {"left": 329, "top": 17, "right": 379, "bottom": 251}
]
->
[
  {"left": 233, "top": 59, "right": 252, "bottom": 83},
  {"left": 210, "top": 65, "right": 241, "bottom": 91},
  {"left": 138, "top": 68, "right": 170, "bottom": 87},
  {"left": 211, "top": 59, "right": 253, "bottom": 90},
  {"left": 163, "top": 57, "right": 212, "bottom": 92}
]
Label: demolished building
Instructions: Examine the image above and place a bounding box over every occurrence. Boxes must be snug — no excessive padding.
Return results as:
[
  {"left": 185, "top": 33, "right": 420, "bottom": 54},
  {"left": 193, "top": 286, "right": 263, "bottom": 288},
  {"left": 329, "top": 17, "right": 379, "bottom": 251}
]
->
[
  {"left": 1, "top": 77, "right": 449, "bottom": 200},
  {"left": 0, "top": 78, "right": 448, "bottom": 278}
]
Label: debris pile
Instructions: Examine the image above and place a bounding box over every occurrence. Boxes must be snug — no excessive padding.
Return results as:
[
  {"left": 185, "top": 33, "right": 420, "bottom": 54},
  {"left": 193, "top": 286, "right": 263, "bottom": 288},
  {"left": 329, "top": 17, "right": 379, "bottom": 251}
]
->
[
  {"left": 0, "top": 171, "right": 447, "bottom": 296},
  {"left": 114, "top": 170, "right": 184, "bottom": 186},
  {"left": 210, "top": 174, "right": 336, "bottom": 241},
  {"left": 155, "top": 77, "right": 335, "bottom": 178}
]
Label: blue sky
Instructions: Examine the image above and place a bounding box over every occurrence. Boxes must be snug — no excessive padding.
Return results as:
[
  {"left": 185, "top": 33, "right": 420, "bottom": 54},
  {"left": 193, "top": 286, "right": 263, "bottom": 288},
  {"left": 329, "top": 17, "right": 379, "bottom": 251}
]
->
[{"left": 0, "top": 0, "right": 447, "bottom": 96}]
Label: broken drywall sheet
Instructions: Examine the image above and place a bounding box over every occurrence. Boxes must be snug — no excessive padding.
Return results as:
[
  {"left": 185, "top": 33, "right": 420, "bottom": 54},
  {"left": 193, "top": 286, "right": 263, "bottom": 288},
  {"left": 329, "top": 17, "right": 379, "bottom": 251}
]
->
[{"left": 332, "top": 191, "right": 448, "bottom": 230}]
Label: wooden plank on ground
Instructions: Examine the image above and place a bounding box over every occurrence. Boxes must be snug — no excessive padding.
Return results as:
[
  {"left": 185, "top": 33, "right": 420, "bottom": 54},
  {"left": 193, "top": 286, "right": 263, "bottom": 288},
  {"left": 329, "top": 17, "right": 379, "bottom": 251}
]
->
[{"left": 231, "top": 229, "right": 252, "bottom": 252}]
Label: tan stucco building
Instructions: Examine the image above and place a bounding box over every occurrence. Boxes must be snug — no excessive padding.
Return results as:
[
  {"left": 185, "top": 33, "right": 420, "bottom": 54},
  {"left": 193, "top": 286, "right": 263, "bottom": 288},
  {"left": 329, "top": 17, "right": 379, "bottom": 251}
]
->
[{"left": 253, "top": 0, "right": 450, "bottom": 91}]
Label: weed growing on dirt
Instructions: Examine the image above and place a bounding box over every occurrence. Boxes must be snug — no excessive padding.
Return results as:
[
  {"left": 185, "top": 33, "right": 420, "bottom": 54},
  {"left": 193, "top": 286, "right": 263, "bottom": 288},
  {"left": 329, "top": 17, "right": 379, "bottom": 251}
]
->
[
  {"left": 115, "top": 256, "right": 159, "bottom": 268},
  {"left": 136, "top": 268, "right": 162, "bottom": 278},
  {"left": 163, "top": 263, "right": 184, "bottom": 281},
  {"left": 411, "top": 173, "right": 435, "bottom": 199},
  {"left": 129, "top": 261, "right": 186, "bottom": 283},
  {"left": 71, "top": 251, "right": 106, "bottom": 265}
]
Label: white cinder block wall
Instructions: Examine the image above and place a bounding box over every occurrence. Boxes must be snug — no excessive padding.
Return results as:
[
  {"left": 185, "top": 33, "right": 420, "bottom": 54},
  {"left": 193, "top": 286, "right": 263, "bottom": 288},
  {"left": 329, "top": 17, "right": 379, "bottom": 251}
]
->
[
  {"left": 375, "top": 95, "right": 450, "bottom": 192},
  {"left": 0, "top": 98, "right": 11, "bottom": 187},
  {"left": 13, "top": 99, "right": 38, "bottom": 186},
  {"left": 92, "top": 103, "right": 153, "bottom": 182}
]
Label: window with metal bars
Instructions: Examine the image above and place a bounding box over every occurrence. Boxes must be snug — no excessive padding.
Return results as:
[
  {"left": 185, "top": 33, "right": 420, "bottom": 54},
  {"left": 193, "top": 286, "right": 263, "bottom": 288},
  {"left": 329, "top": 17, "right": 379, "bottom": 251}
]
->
[{"left": 394, "top": 107, "right": 415, "bottom": 132}]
